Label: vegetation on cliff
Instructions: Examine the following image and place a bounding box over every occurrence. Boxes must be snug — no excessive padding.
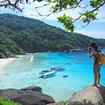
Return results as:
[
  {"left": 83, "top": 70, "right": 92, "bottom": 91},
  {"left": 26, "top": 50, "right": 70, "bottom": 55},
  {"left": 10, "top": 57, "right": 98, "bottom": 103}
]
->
[
  {"left": 0, "top": 14, "right": 105, "bottom": 57},
  {"left": 0, "top": 97, "right": 21, "bottom": 105}
]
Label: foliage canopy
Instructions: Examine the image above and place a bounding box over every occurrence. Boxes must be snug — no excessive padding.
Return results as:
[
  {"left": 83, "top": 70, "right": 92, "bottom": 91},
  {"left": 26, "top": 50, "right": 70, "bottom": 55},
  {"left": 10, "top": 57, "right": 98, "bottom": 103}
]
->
[{"left": 0, "top": 0, "right": 105, "bottom": 32}]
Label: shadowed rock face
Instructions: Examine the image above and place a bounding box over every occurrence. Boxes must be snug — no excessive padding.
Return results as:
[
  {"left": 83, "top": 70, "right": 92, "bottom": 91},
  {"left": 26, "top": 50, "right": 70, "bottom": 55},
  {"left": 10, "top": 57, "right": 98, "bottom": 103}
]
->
[
  {"left": 0, "top": 86, "right": 55, "bottom": 105},
  {"left": 21, "top": 86, "right": 42, "bottom": 92},
  {"left": 67, "top": 85, "right": 105, "bottom": 105}
]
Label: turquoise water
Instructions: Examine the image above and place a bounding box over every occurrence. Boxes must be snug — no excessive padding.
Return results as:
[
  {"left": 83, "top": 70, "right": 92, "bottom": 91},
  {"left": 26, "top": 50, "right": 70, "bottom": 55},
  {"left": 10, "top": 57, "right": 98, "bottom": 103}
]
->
[{"left": 0, "top": 49, "right": 105, "bottom": 101}]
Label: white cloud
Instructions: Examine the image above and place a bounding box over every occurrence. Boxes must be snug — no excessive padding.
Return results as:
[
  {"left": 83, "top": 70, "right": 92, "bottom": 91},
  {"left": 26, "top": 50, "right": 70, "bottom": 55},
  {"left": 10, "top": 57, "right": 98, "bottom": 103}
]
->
[
  {"left": 94, "top": 19, "right": 105, "bottom": 22},
  {"left": 97, "top": 10, "right": 105, "bottom": 18},
  {"left": 22, "top": 1, "right": 82, "bottom": 20},
  {"left": 22, "top": 3, "right": 105, "bottom": 25},
  {"left": 93, "top": 10, "right": 105, "bottom": 23},
  {"left": 1, "top": 0, "right": 105, "bottom": 22},
  {"left": 75, "top": 30, "right": 105, "bottom": 39}
]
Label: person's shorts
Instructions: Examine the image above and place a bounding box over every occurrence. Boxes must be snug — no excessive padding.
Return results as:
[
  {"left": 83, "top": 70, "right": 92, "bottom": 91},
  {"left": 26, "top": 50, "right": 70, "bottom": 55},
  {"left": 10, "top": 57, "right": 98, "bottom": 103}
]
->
[{"left": 93, "top": 64, "right": 101, "bottom": 73}]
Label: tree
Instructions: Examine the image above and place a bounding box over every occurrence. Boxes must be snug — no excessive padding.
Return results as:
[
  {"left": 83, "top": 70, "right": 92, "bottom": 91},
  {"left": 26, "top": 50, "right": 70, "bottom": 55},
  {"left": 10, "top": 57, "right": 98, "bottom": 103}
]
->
[{"left": 0, "top": 0, "right": 105, "bottom": 32}]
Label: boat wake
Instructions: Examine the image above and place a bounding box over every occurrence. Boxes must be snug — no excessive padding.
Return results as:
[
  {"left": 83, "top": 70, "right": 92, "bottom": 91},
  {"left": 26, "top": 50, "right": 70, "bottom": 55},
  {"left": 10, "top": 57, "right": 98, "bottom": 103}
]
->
[{"left": 30, "top": 56, "right": 34, "bottom": 63}]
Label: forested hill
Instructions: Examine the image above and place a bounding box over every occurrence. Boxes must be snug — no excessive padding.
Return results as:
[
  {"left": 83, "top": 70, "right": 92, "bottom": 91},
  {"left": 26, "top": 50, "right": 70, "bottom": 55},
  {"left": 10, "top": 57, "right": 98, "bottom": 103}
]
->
[{"left": 0, "top": 14, "right": 105, "bottom": 58}]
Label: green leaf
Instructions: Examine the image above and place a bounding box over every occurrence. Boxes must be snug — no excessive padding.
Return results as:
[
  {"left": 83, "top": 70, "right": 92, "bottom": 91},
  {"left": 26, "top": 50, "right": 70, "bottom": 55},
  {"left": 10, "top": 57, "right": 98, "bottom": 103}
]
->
[
  {"left": 57, "top": 14, "right": 75, "bottom": 32},
  {"left": 52, "top": 6, "right": 56, "bottom": 9}
]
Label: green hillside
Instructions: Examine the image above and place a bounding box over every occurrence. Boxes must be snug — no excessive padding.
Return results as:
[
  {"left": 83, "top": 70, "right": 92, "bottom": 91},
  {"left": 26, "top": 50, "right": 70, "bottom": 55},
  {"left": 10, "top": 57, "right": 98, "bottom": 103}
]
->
[
  {"left": 0, "top": 34, "right": 23, "bottom": 58},
  {"left": 0, "top": 14, "right": 105, "bottom": 58}
]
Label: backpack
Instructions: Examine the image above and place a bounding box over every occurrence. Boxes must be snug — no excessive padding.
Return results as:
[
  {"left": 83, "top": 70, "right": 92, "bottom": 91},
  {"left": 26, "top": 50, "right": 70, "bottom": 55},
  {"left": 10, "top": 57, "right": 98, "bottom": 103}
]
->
[{"left": 98, "top": 52, "right": 105, "bottom": 65}]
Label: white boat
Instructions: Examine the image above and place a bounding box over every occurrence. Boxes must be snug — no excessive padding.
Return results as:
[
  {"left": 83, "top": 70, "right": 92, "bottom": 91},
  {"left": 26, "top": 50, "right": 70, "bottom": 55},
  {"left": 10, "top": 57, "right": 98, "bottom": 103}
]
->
[
  {"left": 51, "top": 67, "right": 65, "bottom": 71},
  {"left": 39, "top": 71, "right": 55, "bottom": 78}
]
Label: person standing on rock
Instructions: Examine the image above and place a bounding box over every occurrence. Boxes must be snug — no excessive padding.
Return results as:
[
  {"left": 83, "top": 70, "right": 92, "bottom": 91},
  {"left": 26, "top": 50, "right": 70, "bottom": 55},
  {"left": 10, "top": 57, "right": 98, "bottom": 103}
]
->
[{"left": 88, "top": 43, "right": 102, "bottom": 86}]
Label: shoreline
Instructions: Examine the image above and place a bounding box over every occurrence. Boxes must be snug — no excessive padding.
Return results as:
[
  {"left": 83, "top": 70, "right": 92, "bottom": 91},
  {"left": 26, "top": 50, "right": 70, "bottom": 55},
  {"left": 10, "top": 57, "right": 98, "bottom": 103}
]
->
[
  {"left": 0, "top": 47, "right": 95, "bottom": 71},
  {"left": 0, "top": 53, "right": 40, "bottom": 71},
  {"left": 0, "top": 48, "right": 87, "bottom": 71},
  {"left": 0, "top": 49, "right": 84, "bottom": 71},
  {"left": 0, "top": 55, "right": 23, "bottom": 71}
]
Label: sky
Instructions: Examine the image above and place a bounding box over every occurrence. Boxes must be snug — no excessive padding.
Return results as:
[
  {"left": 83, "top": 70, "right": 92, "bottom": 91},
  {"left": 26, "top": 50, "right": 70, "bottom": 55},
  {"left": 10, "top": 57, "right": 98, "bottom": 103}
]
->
[{"left": 0, "top": 1, "right": 105, "bottom": 39}]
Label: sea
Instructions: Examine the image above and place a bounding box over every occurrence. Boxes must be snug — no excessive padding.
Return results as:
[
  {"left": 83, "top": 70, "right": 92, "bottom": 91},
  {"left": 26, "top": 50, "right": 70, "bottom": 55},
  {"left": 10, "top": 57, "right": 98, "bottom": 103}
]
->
[{"left": 0, "top": 49, "right": 105, "bottom": 101}]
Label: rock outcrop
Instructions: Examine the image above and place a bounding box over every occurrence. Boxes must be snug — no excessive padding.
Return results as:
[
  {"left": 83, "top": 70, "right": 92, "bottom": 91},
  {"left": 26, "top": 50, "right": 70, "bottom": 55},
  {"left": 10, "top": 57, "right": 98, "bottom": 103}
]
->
[
  {"left": 21, "top": 86, "right": 42, "bottom": 92},
  {"left": 67, "top": 85, "right": 105, "bottom": 105},
  {"left": 0, "top": 86, "right": 55, "bottom": 105}
]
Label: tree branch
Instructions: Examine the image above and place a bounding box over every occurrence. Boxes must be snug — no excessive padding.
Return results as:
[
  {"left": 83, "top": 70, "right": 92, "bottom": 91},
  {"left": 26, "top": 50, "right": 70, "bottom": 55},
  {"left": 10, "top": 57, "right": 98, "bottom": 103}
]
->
[
  {"left": 85, "top": 1, "right": 105, "bottom": 14},
  {"left": 73, "top": 0, "right": 83, "bottom": 9},
  {"left": 34, "top": 0, "right": 84, "bottom": 18},
  {"left": 35, "top": 2, "right": 53, "bottom": 9},
  {"left": 73, "top": 0, "right": 105, "bottom": 23},
  {"left": 0, "top": 0, "right": 23, "bottom": 11},
  {"left": 0, "top": 0, "right": 105, "bottom": 28}
]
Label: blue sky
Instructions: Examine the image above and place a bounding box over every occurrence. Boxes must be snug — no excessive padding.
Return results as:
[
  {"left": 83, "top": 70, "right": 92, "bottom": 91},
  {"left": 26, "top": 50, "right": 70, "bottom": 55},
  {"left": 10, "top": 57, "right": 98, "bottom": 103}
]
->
[{"left": 0, "top": 1, "right": 105, "bottom": 39}]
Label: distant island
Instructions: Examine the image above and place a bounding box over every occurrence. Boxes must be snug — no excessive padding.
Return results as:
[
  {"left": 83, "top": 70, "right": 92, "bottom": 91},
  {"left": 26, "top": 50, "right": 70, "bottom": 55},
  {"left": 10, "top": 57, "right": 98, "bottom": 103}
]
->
[{"left": 0, "top": 14, "right": 105, "bottom": 58}]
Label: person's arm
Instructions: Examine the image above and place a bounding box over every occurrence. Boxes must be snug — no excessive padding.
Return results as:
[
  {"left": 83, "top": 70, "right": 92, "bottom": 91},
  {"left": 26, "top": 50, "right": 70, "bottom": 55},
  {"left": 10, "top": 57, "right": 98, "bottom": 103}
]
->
[{"left": 88, "top": 47, "right": 93, "bottom": 58}]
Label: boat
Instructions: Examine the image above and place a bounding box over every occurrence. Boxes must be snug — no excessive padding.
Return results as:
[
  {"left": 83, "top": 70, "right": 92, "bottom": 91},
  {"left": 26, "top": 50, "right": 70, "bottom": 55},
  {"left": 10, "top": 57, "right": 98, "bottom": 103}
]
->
[
  {"left": 51, "top": 67, "right": 65, "bottom": 71},
  {"left": 39, "top": 70, "right": 51, "bottom": 74},
  {"left": 39, "top": 71, "right": 55, "bottom": 78},
  {"left": 63, "top": 75, "right": 68, "bottom": 78}
]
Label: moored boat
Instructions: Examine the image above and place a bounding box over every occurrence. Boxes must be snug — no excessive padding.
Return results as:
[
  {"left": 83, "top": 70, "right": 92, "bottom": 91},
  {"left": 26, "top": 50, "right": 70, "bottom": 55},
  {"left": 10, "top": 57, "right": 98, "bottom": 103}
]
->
[
  {"left": 39, "top": 70, "right": 51, "bottom": 74},
  {"left": 39, "top": 71, "right": 55, "bottom": 78},
  {"left": 63, "top": 75, "right": 68, "bottom": 78},
  {"left": 51, "top": 67, "right": 65, "bottom": 71}
]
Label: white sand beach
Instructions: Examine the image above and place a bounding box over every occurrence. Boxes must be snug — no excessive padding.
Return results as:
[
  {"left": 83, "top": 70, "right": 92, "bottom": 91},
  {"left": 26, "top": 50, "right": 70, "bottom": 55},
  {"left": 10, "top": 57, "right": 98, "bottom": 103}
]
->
[
  {"left": 0, "top": 53, "right": 40, "bottom": 71},
  {"left": 0, "top": 55, "right": 23, "bottom": 71}
]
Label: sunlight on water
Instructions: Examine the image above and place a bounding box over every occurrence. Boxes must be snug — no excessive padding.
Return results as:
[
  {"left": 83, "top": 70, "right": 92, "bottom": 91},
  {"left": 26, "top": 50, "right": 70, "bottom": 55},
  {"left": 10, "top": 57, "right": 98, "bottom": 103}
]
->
[{"left": 0, "top": 49, "right": 105, "bottom": 101}]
